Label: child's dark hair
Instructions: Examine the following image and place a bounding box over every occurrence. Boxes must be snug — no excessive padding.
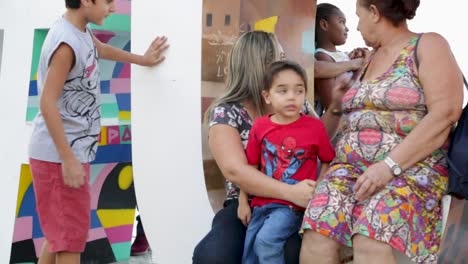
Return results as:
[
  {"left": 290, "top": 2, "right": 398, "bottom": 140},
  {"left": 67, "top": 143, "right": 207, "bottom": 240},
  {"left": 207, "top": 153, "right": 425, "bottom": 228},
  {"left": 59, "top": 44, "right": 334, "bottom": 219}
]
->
[
  {"left": 264, "top": 60, "right": 308, "bottom": 92},
  {"left": 316, "top": 3, "right": 341, "bottom": 28},
  {"left": 65, "top": 0, "right": 95, "bottom": 9}
]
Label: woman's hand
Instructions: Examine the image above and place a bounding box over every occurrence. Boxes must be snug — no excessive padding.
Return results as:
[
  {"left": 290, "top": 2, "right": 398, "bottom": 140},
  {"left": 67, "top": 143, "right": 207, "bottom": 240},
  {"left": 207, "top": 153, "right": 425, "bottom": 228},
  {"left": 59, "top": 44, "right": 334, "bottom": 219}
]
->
[
  {"left": 286, "top": 180, "right": 317, "bottom": 208},
  {"left": 354, "top": 161, "right": 393, "bottom": 201},
  {"left": 237, "top": 201, "right": 252, "bottom": 226}
]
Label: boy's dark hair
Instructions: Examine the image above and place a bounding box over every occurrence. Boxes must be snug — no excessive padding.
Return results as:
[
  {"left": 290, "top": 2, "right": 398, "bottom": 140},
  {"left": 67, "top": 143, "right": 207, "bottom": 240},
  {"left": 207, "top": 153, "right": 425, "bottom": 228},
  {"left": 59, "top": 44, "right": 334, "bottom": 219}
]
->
[
  {"left": 264, "top": 60, "right": 308, "bottom": 92},
  {"left": 360, "top": 0, "right": 420, "bottom": 26},
  {"left": 65, "top": 0, "right": 95, "bottom": 9}
]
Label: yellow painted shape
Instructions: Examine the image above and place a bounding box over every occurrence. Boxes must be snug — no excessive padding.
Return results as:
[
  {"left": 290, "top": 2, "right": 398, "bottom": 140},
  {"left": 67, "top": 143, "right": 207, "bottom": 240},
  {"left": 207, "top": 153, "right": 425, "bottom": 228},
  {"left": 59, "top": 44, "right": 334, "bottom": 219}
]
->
[
  {"left": 16, "top": 164, "right": 33, "bottom": 217},
  {"left": 118, "top": 165, "right": 133, "bottom": 190},
  {"left": 118, "top": 111, "right": 131, "bottom": 121},
  {"left": 254, "top": 16, "right": 278, "bottom": 33},
  {"left": 98, "top": 126, "right": 107, "bottom": 146},
  {"left": 96, "top": 209, "right": 135, "bottom": 228}
]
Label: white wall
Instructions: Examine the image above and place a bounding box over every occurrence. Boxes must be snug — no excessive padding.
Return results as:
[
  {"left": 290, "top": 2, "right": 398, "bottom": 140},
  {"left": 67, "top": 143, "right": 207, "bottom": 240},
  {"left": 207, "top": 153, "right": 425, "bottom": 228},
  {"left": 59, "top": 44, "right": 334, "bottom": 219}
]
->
[
  {"left": 0, "top": 1, "right": 66, "bottom": 261},
  {"left": 131, "top": 0, "right": 213, "bottom": 263}
]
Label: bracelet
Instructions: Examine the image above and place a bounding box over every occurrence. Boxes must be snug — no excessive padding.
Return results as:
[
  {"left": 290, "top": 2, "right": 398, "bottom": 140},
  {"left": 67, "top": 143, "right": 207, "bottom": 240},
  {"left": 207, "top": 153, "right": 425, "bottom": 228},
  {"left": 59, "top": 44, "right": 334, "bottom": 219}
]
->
[{"left": 331, "top": 109, "right": 343, "bottom": 116}]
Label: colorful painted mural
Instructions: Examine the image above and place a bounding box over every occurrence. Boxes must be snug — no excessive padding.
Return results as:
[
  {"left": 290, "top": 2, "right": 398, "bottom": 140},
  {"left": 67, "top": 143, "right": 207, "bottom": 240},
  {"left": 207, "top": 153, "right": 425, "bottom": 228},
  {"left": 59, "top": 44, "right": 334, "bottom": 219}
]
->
[
  {"left": 10, "top": 1, "right": 138, "bottom": 263},
  {"left": 201, "top": 0, "right": 317, "bottom": 211}
]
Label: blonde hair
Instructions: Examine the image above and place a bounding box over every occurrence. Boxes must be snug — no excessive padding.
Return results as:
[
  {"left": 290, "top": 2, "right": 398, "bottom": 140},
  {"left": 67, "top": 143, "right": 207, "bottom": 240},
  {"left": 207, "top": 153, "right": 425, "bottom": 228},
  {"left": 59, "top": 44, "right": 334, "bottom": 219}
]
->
[{"left": 204, "top": 31, "right": 281, "bottom": 123}]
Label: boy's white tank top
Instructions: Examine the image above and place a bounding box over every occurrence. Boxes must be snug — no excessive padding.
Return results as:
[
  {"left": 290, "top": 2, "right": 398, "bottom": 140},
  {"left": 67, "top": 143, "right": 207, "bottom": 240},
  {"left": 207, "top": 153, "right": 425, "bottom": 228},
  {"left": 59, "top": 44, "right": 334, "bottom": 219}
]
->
[{"left": 29, "top": 17, "right": 101, "bottom": 163}]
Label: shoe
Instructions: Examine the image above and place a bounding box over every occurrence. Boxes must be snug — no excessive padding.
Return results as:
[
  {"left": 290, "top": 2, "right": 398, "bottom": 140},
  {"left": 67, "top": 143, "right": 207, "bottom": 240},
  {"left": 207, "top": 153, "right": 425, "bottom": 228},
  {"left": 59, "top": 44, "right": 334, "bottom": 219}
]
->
[{"left": 131, "top": 234, "right": 151, "bottom": 256}]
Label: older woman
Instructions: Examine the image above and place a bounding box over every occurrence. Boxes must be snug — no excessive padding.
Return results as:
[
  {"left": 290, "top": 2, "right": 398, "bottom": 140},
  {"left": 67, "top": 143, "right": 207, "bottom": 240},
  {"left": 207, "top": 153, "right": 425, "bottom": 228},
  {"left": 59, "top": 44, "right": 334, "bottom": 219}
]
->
[{"left": 300, "top": 1, "right": 463, "bottom": 264}]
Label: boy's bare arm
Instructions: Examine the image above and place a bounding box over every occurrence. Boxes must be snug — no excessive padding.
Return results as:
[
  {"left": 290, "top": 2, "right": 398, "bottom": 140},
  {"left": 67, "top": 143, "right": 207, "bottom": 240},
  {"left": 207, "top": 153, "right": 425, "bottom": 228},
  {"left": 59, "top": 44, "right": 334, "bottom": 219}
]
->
[
  {"left": 93, "top": 35, "right": 169, "bottom": 66},
  {"left": 40, "top": 43, "right": 84, "bottom": 188}
]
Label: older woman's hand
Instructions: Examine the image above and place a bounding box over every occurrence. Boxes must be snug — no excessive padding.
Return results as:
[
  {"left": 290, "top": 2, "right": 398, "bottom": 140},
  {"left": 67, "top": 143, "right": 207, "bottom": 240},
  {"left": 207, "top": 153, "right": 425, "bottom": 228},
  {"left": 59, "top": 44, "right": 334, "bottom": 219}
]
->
[
  {"left": 354, "top": 161, "right": 393, "bottom": 201},
  {"left": 287, "top": 180, "right": 317, "bottom": 208}
]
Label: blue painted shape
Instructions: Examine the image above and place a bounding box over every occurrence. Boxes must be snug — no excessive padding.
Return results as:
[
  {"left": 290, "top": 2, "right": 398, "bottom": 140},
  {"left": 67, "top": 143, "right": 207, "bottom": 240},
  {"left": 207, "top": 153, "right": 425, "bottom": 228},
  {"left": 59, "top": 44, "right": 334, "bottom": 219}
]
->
[
  {"left": 100, "top": 80, "right": 111, "bottom": 94},
  {"left": 32, "top": 211, "right": 44, "bottom": 238},
  {"left": 90, "top": 210, "right": 102, "bottom": 228},
  {"left": 29, "top": 81, "right": 38, "bottom": 96},
  {"left": 18, "top": 185, "right": 36, "bottom": 217},
  {"left": 92, "top": 144, "right": 132, "bottom": 164},
  {"left": 116, "top": 93, "right": 131, "bottom": 111},
  {"left": 302, "top": 29, "right": 316, "bottom": 54}
]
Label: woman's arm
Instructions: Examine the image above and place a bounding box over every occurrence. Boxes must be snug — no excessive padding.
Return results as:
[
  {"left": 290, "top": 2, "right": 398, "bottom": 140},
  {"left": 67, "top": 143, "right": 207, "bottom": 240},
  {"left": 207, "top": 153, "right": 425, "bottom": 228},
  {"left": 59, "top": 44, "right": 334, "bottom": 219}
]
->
[
  {"left": 209, "top": 124, "right": 316, "bottom": 208},
  {"left": 354, "top": 33, "right": 463, "bottom": 201},
  {"left": 92, "top": 34, "right": 169, "bottom": 66},
  {"left": 388, "top": 33, "right": 463, "bottom": 170}
]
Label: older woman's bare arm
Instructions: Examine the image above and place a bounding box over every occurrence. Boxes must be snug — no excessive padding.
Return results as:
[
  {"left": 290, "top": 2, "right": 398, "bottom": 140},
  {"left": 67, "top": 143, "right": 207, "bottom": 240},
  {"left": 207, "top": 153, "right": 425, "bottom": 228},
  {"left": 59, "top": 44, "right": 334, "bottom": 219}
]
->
[
  {"left": 387, "top": 33, "right": 463, "bottom": 169},
  {"left": 355, "top": 33, "right": 463, "bottom": 201},
  {"left": 209, "top": 124, "right": 316, "bottom": 208}
]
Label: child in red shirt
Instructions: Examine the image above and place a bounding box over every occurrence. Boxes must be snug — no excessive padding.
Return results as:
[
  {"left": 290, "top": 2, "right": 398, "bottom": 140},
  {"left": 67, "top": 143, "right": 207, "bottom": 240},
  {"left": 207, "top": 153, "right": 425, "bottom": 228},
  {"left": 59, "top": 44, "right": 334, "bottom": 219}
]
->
[{"left": 239, "top": 60, "right": 335, "bottom": 263}]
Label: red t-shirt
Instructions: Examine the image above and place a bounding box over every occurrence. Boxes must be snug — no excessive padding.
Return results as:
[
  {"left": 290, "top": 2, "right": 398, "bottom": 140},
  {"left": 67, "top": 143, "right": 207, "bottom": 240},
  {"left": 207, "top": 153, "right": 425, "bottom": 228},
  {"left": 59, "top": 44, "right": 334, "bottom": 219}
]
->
[{"left": 245, "top": 114, "right": 335, "bottom": 210}]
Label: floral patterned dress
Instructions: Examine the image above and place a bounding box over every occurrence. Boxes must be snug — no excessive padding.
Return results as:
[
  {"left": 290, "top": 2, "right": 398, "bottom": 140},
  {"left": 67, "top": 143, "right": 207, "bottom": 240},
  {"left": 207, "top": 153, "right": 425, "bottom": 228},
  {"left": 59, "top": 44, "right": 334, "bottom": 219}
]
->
[{"left": 301, "top": 34, "right": 448, "bottom": 263}]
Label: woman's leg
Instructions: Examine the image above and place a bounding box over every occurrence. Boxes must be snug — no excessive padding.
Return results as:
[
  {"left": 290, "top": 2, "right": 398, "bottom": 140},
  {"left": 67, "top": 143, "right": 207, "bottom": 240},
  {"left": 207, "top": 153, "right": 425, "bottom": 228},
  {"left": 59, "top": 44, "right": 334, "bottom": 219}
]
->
[
  {"left": 353, "top": 235, "right": 395, "bottom": 264},
  {"left": 300, "top": 231, "right": 340, "bottom": 264},
  {"left": 192, "top": 199, "right": 247, "bottom": 264}
]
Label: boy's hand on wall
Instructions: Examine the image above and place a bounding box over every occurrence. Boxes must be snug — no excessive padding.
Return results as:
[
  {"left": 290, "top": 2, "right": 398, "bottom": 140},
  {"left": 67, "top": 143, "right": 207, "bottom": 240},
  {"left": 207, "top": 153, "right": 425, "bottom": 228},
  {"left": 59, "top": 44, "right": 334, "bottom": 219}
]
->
[{"left": 140, "top": 36, "right": 169, "bottom": 66}]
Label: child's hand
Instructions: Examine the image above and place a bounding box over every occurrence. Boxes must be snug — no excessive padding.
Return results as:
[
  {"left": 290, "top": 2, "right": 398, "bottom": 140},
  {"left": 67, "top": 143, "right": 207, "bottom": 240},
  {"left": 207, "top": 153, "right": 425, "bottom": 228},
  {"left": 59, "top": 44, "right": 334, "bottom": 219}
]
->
[
  {"left": 237, "top": 202, "right": 252, "bottom": 226},
  {"left": 62, "top": 157, "right": 85, "bottom": 188},
  {"left": 349, "top": 47, "right": 369, "bottom": 59},
  {"left": 140, "top": 36, "right": 169, "bottom": 66}
]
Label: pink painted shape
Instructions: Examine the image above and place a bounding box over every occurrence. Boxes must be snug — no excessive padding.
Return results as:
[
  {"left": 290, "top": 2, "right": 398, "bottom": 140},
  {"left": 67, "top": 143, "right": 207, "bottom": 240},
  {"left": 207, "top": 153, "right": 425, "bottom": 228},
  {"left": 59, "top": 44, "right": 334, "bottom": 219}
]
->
[
  {"left": 34, "top": 237, "right": 45, "bottom": 257},
  {"left": 91, "top": 163, "right": 117, "bottom": 209},
  {"left": 13, "top": 217, "right": 33, "bottom": 242},
  {"left": 115, "top": 0, "right": 131, "bottom": 15},
  {"left": 87, "top": 227, "right": 107, "bottom": 242},
  {"left": 119, "top": 63, "right": 131, "bottom": 78},
  {"left": 105, "top": 224, "right": 133, "bottom": 244},
  {"left": 94, "top": 32, "right": 116, "bottom": 44},
  {"left": 107, "top": 126, "right": 121, "bottom": 145},
  {"left": 110, "top": 78, "right": 131, "bottom": 94}
]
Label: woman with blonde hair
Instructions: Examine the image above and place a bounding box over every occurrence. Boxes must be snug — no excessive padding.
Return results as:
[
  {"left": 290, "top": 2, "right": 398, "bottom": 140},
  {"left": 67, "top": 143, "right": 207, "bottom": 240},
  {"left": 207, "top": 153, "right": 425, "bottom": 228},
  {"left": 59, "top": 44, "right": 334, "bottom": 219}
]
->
[{"left": 193, "top": 30, "right": 362, "bottom": 264}]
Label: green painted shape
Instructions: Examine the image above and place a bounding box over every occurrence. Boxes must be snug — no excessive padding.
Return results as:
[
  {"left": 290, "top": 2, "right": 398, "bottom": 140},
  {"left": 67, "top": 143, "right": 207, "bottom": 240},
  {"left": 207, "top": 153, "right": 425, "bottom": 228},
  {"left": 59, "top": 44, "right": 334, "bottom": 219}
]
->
[
  {"left": 90, "top": 14, "right": 130, "bottom": 32},
  {"left": 30, "top": 29, "right": 48, "bottom": 80},
  {"left": 111, "top": 241, "right": 132, "bottom": 261},
  {"left": 101, "top": 103, "right": 119, "bottom": 119},
  {"left": 26, "top": 107, "right": 39, "bottom": 122}
]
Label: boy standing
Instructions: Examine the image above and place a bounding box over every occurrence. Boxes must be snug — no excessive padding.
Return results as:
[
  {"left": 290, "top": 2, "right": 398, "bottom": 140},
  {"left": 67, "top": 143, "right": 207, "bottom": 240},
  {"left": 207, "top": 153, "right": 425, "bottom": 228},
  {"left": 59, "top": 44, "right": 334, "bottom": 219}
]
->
[{"left": 28, "top": 0, "right": 168, "bottom": 263}]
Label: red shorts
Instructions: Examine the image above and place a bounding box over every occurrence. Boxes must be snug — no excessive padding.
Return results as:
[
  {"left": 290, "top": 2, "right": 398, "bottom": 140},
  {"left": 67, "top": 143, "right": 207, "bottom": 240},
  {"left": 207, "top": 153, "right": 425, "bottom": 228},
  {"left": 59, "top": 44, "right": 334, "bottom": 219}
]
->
[{"left": 29, "top": 158, "right": 90, "bottom": 253}]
